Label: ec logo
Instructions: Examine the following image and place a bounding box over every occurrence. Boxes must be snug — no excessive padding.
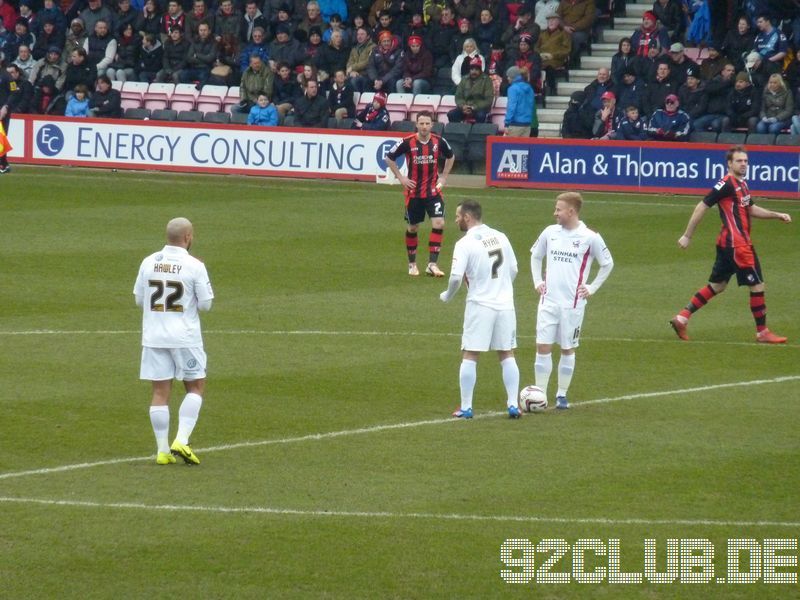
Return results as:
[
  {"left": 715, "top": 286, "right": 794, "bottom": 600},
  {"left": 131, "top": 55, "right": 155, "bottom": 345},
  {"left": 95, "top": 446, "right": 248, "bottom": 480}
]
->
[
  {"left": 36, "top": 124, "right": 65, "bottom": 157},
  {"left": 376, "top": 140, "right": 404, "bottom": 171}
]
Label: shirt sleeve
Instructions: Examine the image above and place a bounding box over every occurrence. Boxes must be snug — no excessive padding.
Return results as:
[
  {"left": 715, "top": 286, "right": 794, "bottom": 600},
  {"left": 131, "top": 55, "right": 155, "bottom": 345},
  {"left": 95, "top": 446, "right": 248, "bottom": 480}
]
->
[
  {"left": 439, "top": 136, "right": 455, "bottom": 159},
  {"left": 385, "top": 138, "right": 409, "bottom": 161},
  {"left": 702, "top": 178, "right": 731, "bottom": 207},
  {"left": 194, "top": 263, "right": 214, "bottom": 302},
  {"left": 591, "top": 232, "right": 613, "bottom": 267}
]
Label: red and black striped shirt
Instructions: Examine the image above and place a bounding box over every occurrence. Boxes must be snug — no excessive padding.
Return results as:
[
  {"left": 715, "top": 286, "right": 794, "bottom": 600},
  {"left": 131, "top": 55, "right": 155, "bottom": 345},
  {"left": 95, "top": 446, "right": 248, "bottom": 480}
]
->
[
  {"left": 387, "top": 133, "right": 454, "bottom": 200},
  {"left": 703, "top": 174, "right": 754, "bottom": 249}
]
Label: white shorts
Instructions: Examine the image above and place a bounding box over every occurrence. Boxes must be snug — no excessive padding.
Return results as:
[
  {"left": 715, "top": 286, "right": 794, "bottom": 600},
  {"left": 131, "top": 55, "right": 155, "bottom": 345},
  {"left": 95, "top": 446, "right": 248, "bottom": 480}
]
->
[
  {"left": 461, "top": 303, "right": 517, "bottom": 352},
  {"left": 140, "top": 347, "right": 207, "bottom": 381},
  {"left": 536, "top": 301, "right": 585, "bottom": 349}
]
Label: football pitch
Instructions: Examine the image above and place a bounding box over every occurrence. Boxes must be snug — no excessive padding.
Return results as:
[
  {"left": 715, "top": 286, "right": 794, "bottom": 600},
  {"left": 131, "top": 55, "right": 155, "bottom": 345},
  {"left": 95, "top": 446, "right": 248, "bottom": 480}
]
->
[{"left": 1, "top": 167, "right": 799, "bottom": 598}]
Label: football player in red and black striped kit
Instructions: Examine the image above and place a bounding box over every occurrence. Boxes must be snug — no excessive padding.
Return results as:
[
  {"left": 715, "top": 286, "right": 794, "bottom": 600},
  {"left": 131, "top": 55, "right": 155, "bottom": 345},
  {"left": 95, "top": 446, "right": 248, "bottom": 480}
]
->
[
  {"left": 386, "top": 111, "right": 455, "bottom": 277},
  {"left": 670, "top": 146, "right": 792, "bottom": 343}
]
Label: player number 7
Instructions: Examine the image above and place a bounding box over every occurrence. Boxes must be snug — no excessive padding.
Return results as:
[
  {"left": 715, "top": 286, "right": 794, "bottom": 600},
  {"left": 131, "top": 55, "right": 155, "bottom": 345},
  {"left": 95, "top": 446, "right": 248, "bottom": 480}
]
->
[{"left": 488, "top": 249, "right": 503, "bottom": 279}]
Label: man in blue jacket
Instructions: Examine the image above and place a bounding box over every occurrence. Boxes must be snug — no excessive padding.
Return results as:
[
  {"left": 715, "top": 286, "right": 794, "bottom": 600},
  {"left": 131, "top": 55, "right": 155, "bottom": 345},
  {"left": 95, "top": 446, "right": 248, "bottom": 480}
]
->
[
  {"left": 503, "top": 65, "right": 534, "bottom": 137},
  {"left": 646, "top": 93, "right": 690, "bottom": 141}
]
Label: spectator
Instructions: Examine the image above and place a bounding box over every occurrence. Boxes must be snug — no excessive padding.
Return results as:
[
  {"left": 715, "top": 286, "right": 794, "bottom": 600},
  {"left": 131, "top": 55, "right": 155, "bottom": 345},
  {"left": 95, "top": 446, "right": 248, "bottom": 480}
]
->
[
  {"left": 65, "top": 82, "right": 90, "bottom": 115},
  {"left": 610, "top": 36, "right": 635, "bottom": 86},
  {"left": 63, "top": 47, "right": 97, "bottom": 99},
  {"left": 268, "top": 23, "right": 304, "bottom": 71},
  {"left": 647, "top": 93, "right": 690, "bottom": 141},
  {"left": 115, "top": 0, "right": 138, "bottom": 36},
  {"left": 106, "top": 23, "right": 138, "bottom": 82},
  {"left": 328, "top": 67, "right": 354, "bottom": 118},
  {"left": 180, "top": 20, "right": 215, "bottom": 84},
  {"left": 270, "top": 3, "right": 295, "bottom": 35},
  {"left": 366, "top": 29, "right": 403, "bottom": 92},
  {"left": 247, "top": 91, "right": 279, "bottom": 125},
  {"left": 135, "top": 33, "right": 162, "bottom": 83},
  {"left": 504, "top": 65, "right": 534, "bottom": 137},
  {"left": 88, "top": 74, "right": 122, "bottom": 117},
  {"left": 450, "top": 17, "right": 473, "bottom": 63},
  {"left": 241, "top": 0, "right": 268, "bottom": 44},
  {"left": 501, "top": 4, "right": 539, "bottom": 52},
  {"left": 292, "top": 78, "right": 328, "bottom": 126},
  {"left": 749, "top": 13, "right": 788, "bottom": 88},
  {"left": 13, "top": 45, "right": 35, "bottom": 80},
  {"left": 372, "top": 11, "right": 400, "bottom": 43},
  {"left": 652, "top": 0, "right": 684, "bottom": 42},
  {"left": 753, "top": 73, "right": 794, "bottom": 133},
  {"left": 557, "top": 0, "right": 595, "bottom": 65},
  {"left": 677, "top": 65, "right": 706, "bottom": 126},
  {"left": 698, "top": 44, "right": 726, "bottom": 81},
  {"left": 401, "top": 11, "right": 428, "bottom": 43},
  {"left": 451, "top": 37, "right": 484, "bottom": 86},
  {"left": 208, "top": 33, "right": 240, "bottom": 85},
  {"left": 213, "top": 0, "right": 240, "bottom": 42},
  {"left": 508, "top": 32, "right": 543, "bottom": 92},
  {"left": 613, "top": 104, "right": 648, "bottom": 140},
  {"left": 642, "top": 61, "right": 675, "bottom": 114},
  {"left": 448, "top": 55, "right": 493, "bottom": 123},
  {"left": 560, "top": 89, "right": 592, "bottom": 137},
  {"left": 352, "top": 88, "right": 390, "bottom": 129},
  {"left": 156, "top": 26, "right": 189, "bottom": 82},
  {"left": 315, "top": 28, "right": 349, "bottom": 83},
  {"left": 422, "top": 0, "right": 447, "bottom": 25},
  {"left": 30, "top": 45, "right": 66, "bottom": 92},
  {"left": 184, "top": 0, "right": 213, "bottom": 43},
  {"left": 475, "top": 9, "right": 499, "bottom": 57},
  {"left": 6, "top": 18, "right": 36, "bottom": 62},
  {"left": 319, "top": 0, "right": 348, "bottom": 23},
  {"left": 722, "top": 71, "right": 760, "bottom": 131},
  {"left": 582, "top": 66, "right": 615, "bottom": 112},
  {"left": 534, "top": 0, "right": 561, "bottom": 30},
  {"left": 135, "top": 0, "right": 162, "bottom": 40},
  {"left": 693, "top": 62, "right": 734, "bottom": 133},
  {"left": 0, "top": 0, "right": 17, "bottom": 34},
  {"left": 160, "top": 0, "right": 185, "bottom": 42},
  {"left": 452, "top": 0, "right": 479, "bottom": 23},
  {"left": 721, "top": 15, "right": 755, "bottom": 71},
  {"left": 272, "top": 60, "right": 302, "bottom": 117},
  {"left": 322, "top": 14, "right": 349, "bottom": 45},
  {"left": 616, "top": 65, "right": 644, "bottom": 111},
  {"left": 5, "top": 64, "right": 33, "bottom": 113},
  {"left": 398, "top": 34, "right": 432, "bottom": 93},
  {"left": 536, "top": 12, "right": 571, "bottom": 94},
  {"left": 83, "top": 19, "right": 116, "bottom": 77},
  {"left": 39, "top": 0, "right": 66, "bottom": 34},
  {"left": 234, "top": 53, "right": 273, "bottom": 113},
  {"left": 303, "top": 26, "right": 325, "bottom": 66},
  {"left": 80, "top": 0, "right": 116, "bottom": 38},
  {"left": 631, "top": 10, "right": 669, "bottom": 58},
  {"left": 345, "top": 26, "right": 374, "bottom": 90},
  {"left": 298, "top": 1, "right": 327, "bottom": 37},
  {"left": 592, "top": 90, "right": 620, "bottom": 138},
  {"left": 30, "top": 74, "right": 61, "bottom": 114},
  {"left": 665, "top": 42, "right": 698, "bottom": 87},
  {"left": 426, "top": 5, "right": 457, "bottom": 68},
  {"left": 32, "top": 19, "right": 64, "bottom": 61}
]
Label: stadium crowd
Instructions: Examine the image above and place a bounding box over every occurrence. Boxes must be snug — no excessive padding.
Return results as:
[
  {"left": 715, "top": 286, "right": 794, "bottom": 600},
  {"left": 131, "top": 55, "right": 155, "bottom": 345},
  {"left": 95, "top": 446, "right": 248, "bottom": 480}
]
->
[{"left": 0, "top": 0, "right": 798, "bottom": 140}]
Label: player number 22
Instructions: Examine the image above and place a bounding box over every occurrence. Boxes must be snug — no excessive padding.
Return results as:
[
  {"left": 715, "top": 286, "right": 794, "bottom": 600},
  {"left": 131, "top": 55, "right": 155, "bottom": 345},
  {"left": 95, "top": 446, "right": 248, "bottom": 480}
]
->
[
  {"left": 489, "top": 249, "right": 504, "bottom": 279},
  {"left": 148, "top": 280, "right": 184, "bottom": 312}
]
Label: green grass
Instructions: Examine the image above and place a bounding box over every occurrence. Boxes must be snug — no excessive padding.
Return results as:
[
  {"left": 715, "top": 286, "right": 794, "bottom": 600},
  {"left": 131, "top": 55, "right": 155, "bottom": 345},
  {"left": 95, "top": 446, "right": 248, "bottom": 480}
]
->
[{"left": 1, "top": 167, "right": 799, "bottom": 598}]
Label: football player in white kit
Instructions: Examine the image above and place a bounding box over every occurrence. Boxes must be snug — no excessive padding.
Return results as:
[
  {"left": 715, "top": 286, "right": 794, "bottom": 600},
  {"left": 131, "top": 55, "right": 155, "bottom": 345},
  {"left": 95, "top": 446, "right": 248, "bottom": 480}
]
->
[
  {"left": 440, "top": 200, "right": 522, "bottom": 419},
  {"left": 134, "top": 218, "right": 214, "bottom": 465},
  {"left": 530, "top": 192, "right": 613, "bottom": 409}
]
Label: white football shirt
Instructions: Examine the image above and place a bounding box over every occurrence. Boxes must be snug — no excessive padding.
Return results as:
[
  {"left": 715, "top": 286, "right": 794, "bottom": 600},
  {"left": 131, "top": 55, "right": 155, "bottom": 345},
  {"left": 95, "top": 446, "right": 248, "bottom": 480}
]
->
[
  {"left": 530, "top": 221, "right": 612, "bottom": 308},
  {"left": 450, "top": 223, "right": 518, "bottom": 310},
  {"left": 133, "top": 245, "right": 214, "bottom": 348}
]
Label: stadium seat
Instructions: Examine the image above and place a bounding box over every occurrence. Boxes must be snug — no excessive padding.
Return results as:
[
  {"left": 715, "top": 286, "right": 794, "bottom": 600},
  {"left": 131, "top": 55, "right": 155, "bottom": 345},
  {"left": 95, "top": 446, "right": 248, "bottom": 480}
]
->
[
  {"left": 111, "top": 80, "right": 123, "bottom": 91},
  {"left": 222, "top": 86, "right": 240, "bottom": 112},
  {"left": 230, "top": 111, "right": 249, "bottom": 124},
  {"left": 177, "top": 110, "right": 204, "bottom": 122},
  {"left": 283, "top": 114, "right": 296, "bottom": 126},
  {"left": 683, "top": 47, "right": 709, "bottom": 64},
  {"left": 356, "top": 92, "right": 374, "bottom": 111},
  {"left": 121, "top": 96, "right": 143, "bottom": 111},
  {"left": 387, "top": 109, "right": 407, "bottom": 123},
  {"left": 121, "top": 81, "right": 149, "bottom": 102},
  {"left": 327, "top": 116, "right": 341, "bottom": 129},
  {"left": 143, "top": 82, "right": 175, "bottom": 110},
  {"left": 489, "top": 111, "right": 506, "bottom": 133},
  {"left": 150, "top": 108, "right": 178, "bottom": 121},
  {"left": 204, "top": 111, "right": 231, "bottom": 123},
  {"left": 745, "top": 133, "right": 776, "bottom": 146},
  {"left": 339, "top": 117, "right": 355, "bottom": 129},
  {"left": 775, "top": 134, "right": 800, "bottom": 146},
  {"left": 195, "top": 84, "right": 227, "bottom": 112},
  {"left": 124, "top": 107, "right": 151, "bottom": 120},
  {"left": 688, "top": 131, "right": 718, "bottom": 143},
  {"left": 443, "top": 122, "right": 471, "bottom": 162},
  {"left": 488, "top": 96, "right": 508, "bottom": 130},
  {"left": 390, "top": 120, "right": 416, "bottom": 132},
  {"left": 170, "top": 83, "right": 199, "bottom": 111},
  {"left": 434, "top": 94, "right": 456, "bottom": 124},
  {"left": 408, "top": 93, "right": 440, "bottom": 121},
  {"left": 466, "top": 122, "right": 499, "bottom": 169},
  {"left": 433, "top": 66, "right": 455, "bottom": 95},
  {"left": 386, "top": 93, "right": 413, "bottom": 119},
  {"left": 716, "top": 132, "right": 746, "bottom": 145},
  {"left": 431, "top": 121, "right": 444, "bottom": 136}
]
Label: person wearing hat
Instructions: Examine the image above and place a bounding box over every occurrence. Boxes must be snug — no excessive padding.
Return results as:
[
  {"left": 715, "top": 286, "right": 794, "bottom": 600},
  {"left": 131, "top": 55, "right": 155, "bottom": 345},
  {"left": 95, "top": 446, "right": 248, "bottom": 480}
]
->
[
  {"left": 269, "top": 22, "right": 305, "bottom": 71},
  {"left": 504, "top": 65, "right": 534, "bottom": 137},
  {"left": 451, "top": 37, "right": 483, "bottom": 85},
  {"left": 397, "top": 33, "right": 432, "bottom": 93},
  {"left": 500, "top": 4, "right": 539, "bottom": 52},
  {"left": 652, "top": 0, "right": 684, "bottom": 42},
  {"left": 630, "top": 10, "right": 669, "bottom": 58},
  {"left": 39, "top": 0, "right": 67, "bottom": 35},
  {"left": 646, "top": 92, "right": 690, "bottom": 141},
  {"left": 693, "top": 62, "right": 735, "bottom": 133},
  {"left": 722, "top": 71, "right": 760, "bottom": 132},
  {"left": 536, "top": 11, "right": 570, "bottom": 95},
  {"left": 592, "top": 90, "right": 620, "bottom": 139},
  {"left": 32, "top": 18, "right": 65, "bottom": 61},
  {"left": 351, "top": 89, "right": 390, "bottom": 129},
  {"left": 534, "top": 0, "right": 560, "bottom": 30},
  {"left": 699, "top": 44, "right": 727, "bottom": 81},
  {"left": 5, "top": 17, "right": 35, "bottom": 62},
  {"left": 507, "top": 31, "right": 542, "bottom": 90},
  {"left": 677, "top": 65, "right": 707, "bottom": 125},
  {"left": 448, "top": 54, "right": 493, "bottom": 123},
  {"left": 560, "top": 90, "right": 592, "bottom": 138},
  {"left": 344, "top": 25, "right": 374, "bottom": 90},
  {"left": 30, "top": 44, "right": 67, "bottom": 92},
  {"left": 665, "top": 42, "right": 698, "bottom": 88},
  {"left": 615, "top": 65, "right": 643, "bottom": 112},
  {"left": 365, "top": 28, "right": 403, "bottom": 92}
]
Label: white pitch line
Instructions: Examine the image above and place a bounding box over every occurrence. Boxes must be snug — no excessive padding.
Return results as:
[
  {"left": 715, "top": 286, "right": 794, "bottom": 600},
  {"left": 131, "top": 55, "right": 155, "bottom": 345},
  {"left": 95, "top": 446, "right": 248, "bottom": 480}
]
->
[
  {"left": 0, "top": 496, "right": 798, "bottom": 528},
  {"left": 0, "top": 375, "right": 797, "bottom": 482}
]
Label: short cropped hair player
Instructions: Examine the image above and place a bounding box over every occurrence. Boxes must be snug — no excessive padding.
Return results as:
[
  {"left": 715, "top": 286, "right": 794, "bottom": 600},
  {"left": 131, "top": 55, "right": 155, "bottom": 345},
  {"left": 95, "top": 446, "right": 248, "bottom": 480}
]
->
[
  {"left": 531, "top": 192, "right": 614, "bottom": 409},
  {"left": 440, "top": 200, "right": 522, "bottom": 419},
  {"left": 385, "top": 111, "right": 455, "bottom": 278},
  {"left": 134, "top": 218, "right": 214, "bottom": 465},
  {"left": 670, "top": 146, "right": 792, "bottom": 343}
]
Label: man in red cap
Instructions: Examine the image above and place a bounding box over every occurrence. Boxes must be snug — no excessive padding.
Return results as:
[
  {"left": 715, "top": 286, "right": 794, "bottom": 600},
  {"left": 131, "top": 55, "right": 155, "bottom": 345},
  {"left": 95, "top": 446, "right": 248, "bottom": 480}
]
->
[
  {"left": 448, "top": 55, "right": 493, "bottom": 123},
  {"left": 591, "top": 90, "right": 619, "bottom": 138},
  {"left": 630, "top": 10, "right": 669, "bottom": 57},
  {"left": 646, "top": 93, "right": 690, "bottom": 141},
  {"left": 351, "top": 90, "right": 390, "bottom": 130},
  {"left": 397, "top": 34, "right": 433, "bottom": 93}
]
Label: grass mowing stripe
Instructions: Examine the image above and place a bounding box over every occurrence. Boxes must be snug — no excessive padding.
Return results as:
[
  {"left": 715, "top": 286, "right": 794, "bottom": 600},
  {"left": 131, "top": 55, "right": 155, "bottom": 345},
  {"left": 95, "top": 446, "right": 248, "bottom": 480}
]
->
[
  {"left": 1, "top": 496, "right": 799, "bottom": 528},
  {"left": 1, "top": 375, "right": 795, "bottom": 481}
]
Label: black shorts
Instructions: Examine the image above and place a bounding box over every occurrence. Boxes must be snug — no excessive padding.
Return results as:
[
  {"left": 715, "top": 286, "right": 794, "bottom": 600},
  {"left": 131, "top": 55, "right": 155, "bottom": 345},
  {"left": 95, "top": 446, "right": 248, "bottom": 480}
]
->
[
  {"left": 405, "top": 195, "right": 444, "bottom": 225},
  {"left": 709, "top": 245, "right": 763, "bottom": 286}
]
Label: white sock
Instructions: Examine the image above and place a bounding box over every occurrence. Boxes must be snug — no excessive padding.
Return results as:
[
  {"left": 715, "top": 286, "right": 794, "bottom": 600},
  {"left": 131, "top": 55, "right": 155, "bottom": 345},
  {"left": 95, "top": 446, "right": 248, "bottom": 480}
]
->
[
  {"left": 535, "top": 352, "right": 552, "bottom": 393},
  {"left": 557, "top": 353, "right": 576, "bottom": 397},
  {"left": 176, "top": 393, "right": 203, "bottom": 445},
  {"left": 501, "top": 357, "right": 520, "bottom": 408},
  {"left": 459, "top": 359, "right": 477, "bottom": 411},
  {"left": 149, "top": 405, "right": 170, "bottom": 454}
]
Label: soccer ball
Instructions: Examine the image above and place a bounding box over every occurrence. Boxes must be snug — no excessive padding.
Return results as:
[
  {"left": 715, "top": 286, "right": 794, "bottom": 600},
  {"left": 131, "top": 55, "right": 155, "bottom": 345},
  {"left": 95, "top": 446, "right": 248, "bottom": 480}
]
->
[{"left": 519, "top": 385, "right": 548, "bottom": 413}]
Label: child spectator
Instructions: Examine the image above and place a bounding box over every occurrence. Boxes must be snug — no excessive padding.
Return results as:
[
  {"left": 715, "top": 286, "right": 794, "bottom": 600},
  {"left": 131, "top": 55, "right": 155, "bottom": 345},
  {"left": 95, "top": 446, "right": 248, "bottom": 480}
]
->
[
  {"left": 65, "top": 83, "right": 91, "bottom": 116},
  {"left": 247, "top": 92, "right": 279, "bottom": 126},
  {"left": 351, "top": 89, "right": 390, "bottom": 129},
  {"left": 612, "top": 105, "right": 648, "bottom": 140}
]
